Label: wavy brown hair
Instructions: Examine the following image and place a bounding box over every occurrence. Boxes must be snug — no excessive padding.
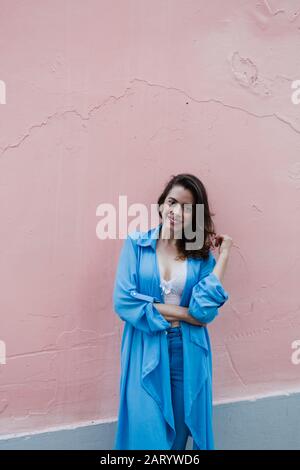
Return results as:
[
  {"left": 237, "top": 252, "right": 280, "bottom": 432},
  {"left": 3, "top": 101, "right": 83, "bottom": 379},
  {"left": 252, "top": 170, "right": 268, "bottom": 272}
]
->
[{"left": 157, "top": 173, "right": 216, "bottom": 260}]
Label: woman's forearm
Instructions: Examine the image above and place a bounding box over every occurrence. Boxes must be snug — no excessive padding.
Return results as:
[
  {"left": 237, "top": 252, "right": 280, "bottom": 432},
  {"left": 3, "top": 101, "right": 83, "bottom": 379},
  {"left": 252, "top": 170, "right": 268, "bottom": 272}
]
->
[
  {"left": 212, "top": 250, "right": 229, "bottom": 283},
  {"left": 154, "top": 303, "right": 185, "bottom": 321},
  {"left": 155, "top": 303, "right": 206, "bottom": 326}
]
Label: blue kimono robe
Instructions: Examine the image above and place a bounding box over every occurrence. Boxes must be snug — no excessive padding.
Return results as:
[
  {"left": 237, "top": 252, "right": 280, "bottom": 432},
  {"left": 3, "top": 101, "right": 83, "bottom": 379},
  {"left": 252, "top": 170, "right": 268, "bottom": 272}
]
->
[{"left": 112, "top": 223, "right": 229, "bottom": 450}]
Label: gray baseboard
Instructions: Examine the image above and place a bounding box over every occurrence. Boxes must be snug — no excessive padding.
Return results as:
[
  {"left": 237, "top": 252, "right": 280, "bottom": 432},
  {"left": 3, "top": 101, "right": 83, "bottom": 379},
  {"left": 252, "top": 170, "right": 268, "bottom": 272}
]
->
[
  {"left": 0, "top": 392, "right": 299, "bottom": 450},
  {"left": 213, "top": 392, "right": 300, "bottom": 450}
]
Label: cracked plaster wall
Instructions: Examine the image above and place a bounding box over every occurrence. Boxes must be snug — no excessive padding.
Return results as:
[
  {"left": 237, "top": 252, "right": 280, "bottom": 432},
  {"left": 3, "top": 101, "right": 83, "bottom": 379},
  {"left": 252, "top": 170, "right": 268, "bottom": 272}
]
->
[{"left": 0, "top": 0, "right": 300, "bottom": 435}]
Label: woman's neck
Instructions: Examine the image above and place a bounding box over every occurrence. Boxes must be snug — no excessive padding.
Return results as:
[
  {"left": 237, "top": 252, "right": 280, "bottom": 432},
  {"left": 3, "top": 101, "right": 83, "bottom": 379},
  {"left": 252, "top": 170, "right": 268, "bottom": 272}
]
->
[{"left": 160, "top": 223, "right": 178, "bottom": 247}]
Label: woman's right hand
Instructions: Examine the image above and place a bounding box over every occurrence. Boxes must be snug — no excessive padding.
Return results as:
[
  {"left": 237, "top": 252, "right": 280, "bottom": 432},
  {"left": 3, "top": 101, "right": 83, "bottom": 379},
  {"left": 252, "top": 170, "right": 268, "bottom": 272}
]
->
[
  {"left": 156, "top": 304, "right": 206, "bottom": 327},
  {"left": 185, "top": 311, "right": 207, "bottom": 327},
  {"left": 182, "top": 307, "right": 207, "bottom": 327}
]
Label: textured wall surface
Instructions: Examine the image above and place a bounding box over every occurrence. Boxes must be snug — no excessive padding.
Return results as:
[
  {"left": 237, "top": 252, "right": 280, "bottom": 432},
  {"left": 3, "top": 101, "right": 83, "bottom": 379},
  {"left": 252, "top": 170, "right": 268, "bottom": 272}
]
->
[{"left": 0, "top": 0, "right": 300, "bottom": 436}]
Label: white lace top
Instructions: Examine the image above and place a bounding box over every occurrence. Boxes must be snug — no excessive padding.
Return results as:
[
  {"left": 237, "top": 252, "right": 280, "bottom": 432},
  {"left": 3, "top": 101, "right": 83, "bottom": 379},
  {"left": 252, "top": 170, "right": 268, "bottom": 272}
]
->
[{"left": 157, "top": 257, "right": 187, "bottom": 305}]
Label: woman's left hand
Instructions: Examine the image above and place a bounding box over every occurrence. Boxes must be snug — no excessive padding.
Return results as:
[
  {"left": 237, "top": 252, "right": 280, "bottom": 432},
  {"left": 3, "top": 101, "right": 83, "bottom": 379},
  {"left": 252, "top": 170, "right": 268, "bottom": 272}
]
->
[{"left": 213, "top": 234, "right": 233, "bottom": 256}]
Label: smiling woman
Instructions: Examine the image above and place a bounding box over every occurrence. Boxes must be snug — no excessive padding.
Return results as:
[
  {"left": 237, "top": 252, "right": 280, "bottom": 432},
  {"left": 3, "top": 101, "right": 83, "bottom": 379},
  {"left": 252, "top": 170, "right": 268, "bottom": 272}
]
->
[{"left": 113, "top": 173, "right": 232, "bottom": 450}]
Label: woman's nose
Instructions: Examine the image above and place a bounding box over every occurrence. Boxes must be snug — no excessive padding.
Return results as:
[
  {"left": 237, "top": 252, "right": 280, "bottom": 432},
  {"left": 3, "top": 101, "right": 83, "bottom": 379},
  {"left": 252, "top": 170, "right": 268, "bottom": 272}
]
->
[{"left": 173, "top": 204, "right": 182, "bottom": 217}]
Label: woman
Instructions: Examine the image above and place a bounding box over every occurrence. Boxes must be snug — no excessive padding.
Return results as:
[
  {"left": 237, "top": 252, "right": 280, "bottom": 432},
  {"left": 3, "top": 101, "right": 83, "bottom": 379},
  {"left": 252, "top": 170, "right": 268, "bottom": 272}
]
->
[{"left": 113, "top": 173, "right": 232, "bottom": 450}]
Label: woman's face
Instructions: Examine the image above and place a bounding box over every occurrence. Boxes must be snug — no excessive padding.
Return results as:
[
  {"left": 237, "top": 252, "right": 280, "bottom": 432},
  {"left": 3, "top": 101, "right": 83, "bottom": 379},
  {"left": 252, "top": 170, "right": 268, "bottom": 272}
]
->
[{"left": 160, "top": 185, "right": 194, "bottom": 236}]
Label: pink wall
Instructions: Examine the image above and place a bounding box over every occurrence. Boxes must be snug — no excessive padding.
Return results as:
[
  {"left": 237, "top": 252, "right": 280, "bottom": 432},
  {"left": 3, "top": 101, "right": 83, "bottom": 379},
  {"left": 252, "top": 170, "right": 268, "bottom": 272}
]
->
[{"left": 0, "top": 0, "right": 299, "bottom": 435}]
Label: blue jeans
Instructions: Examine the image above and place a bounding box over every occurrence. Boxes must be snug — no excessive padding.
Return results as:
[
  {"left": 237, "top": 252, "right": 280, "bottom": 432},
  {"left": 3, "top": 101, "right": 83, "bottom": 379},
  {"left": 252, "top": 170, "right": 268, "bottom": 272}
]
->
[{"left": 167, "top": 326, "right": 200, "bottom": 451}]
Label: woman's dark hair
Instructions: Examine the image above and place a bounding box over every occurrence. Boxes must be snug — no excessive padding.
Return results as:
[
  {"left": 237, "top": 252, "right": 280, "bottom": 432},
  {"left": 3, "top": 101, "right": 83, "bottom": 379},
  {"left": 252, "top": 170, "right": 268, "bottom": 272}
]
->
[{"left": 157, "top": 173, "right": 216, "bottom": 260}]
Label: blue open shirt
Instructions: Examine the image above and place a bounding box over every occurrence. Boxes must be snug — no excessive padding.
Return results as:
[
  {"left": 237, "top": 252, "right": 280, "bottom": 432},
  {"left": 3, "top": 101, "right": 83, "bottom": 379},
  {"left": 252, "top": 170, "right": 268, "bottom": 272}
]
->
[{"left": 112, "top": 223, "right": 229, "bottom": 450}]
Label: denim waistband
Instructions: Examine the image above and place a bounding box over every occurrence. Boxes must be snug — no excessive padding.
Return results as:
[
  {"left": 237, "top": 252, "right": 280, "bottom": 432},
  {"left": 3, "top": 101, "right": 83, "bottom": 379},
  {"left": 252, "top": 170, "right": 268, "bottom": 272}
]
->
[{"left": 166, "top": 325, "right": 182, "bottom": 335}]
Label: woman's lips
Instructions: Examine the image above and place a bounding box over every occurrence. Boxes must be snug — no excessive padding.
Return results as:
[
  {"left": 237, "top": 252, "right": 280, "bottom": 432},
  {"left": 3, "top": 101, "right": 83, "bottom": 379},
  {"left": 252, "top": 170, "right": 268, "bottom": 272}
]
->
[{"left": 168, "top": 215, "right": 179, "bottom": 223}]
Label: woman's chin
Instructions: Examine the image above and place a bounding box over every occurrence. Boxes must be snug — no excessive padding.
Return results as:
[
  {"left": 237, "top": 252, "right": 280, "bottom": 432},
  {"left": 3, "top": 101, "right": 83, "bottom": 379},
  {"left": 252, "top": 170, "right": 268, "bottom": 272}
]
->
[{"left": 163, "top": 219, "right": 184, "bottom": 235}]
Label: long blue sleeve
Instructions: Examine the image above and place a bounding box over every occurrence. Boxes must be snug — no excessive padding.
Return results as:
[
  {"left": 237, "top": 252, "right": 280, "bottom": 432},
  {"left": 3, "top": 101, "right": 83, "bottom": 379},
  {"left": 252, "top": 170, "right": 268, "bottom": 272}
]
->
[
  {"left": 113, "top": 234, "right": 172, "bottom": 335},
  {"left": 188, "top": 250, "right": 229, "bottom": 324}
]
